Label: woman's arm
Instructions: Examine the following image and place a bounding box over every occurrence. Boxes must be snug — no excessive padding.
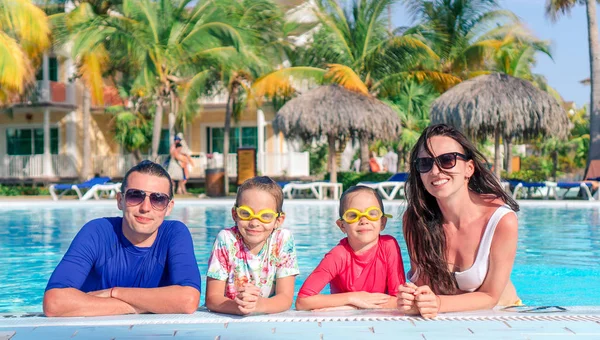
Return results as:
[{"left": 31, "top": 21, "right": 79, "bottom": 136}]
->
[{"left": 415, "top": 213, "right": 519, "bottom": 317}]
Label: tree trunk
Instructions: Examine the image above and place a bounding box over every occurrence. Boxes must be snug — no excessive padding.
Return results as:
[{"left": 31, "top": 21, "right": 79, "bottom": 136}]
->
[
  {"left": 328, "top": 133, "right": 337, "bottom": 183},
  {"left": 505, "top": 136, "right": 513, "bottom": 175},
  {"left": 586, "top": 0, "right": 600, "bottom": 163},
  {"left": 151, "top": 98, "right": 164, "bottom": 160},
  {"left": 168, "top": 91, "right": 177, "bottom": 142},
  {"left": 224, "top": 87, "right": 236, "bottom": 195},
  {"left": 359, "top": 135, "right": 370, "bottom": 172},
  {"left": 552, "top": 150, "right": 558, "bottom": 181},
  {"left": 132, "top": 150, "right": 142, "bottom": 164},
  {"left": 494, "top": 127, "right": 501, "bottom": 179},
  {"left": 81, "top": 88, "right": 91, "bottom": 180}
]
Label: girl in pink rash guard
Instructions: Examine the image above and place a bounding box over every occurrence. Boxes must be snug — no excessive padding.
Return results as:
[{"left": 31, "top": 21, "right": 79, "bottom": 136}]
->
[{"left": 296, "top": 186, "right": 406, "bottom": 311}]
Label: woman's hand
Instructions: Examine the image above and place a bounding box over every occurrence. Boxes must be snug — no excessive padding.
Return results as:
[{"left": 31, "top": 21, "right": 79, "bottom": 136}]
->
[
  {"left": 414, "top": 285, "right": 440, "bottom": 319},
  {"left": 397, "top": 283, "right": 419, "bottom": 315}
]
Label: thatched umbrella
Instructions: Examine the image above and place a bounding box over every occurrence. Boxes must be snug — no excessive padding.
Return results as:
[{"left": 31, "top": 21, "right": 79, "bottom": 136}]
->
[
  {"left": 273, "top": 84, "right": 402, "bottom": 183},
  {"left": 430, "top": 73, "right": 569, "bottom": 178}
]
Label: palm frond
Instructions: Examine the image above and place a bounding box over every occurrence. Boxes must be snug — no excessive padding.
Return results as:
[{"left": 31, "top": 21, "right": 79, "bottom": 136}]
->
[{"left": 324, "top": 64, "right": 369, "bottom": 95}]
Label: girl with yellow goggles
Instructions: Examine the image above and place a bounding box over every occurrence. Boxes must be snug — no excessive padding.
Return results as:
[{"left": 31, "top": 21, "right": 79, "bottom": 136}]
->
[
  {"left": 235, "top": 205, "right": 284, "bottom": 224},
  {"left": 339, "top": 206, "right": 393, "bottom": 224}
]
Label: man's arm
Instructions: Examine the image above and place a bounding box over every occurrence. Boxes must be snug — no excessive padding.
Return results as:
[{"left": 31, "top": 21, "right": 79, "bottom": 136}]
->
[
  {"left": 43, "top": 288, "right": 137, "bottom": 317},
  {"left": 112, "top": 285, "right": 199, "bottom": 314}
]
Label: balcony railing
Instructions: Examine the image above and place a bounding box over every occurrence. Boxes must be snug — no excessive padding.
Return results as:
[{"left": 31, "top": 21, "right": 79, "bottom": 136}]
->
[
  {"left": 25, "top": 81, "right": 76, "bottom": 106},
  {"left": 0, "top": 152, "right": 310, "bottom": 180},
  {"left": 0, "top": 154, "right": 78, "bottom": 179},
  {"left": 91, "top": 152, "right": 310, "bottom": 179}
]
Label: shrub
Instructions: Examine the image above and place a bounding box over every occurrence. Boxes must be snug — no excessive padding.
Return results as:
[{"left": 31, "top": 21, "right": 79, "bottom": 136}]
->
[
  {"left": 324, "top": 172, "right": 393, "bottom": 191},
  {"left": 0, "top": 185, "right": 50, "bottom": 196}
]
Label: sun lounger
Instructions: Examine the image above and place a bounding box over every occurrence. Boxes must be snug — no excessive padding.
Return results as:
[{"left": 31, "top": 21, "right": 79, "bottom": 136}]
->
[
  {"left": 358, "top": 173, "right": 408, "bottom": 200},
  {"left": 509, "top": 180, "right": 556, "bottom": 199},
  {"left": 554, "top": 181, "right": 595, "bottom": 200},
  {"left": 281, "top": 181, "right": 343, "bottom": 200},
  {"left": 49, "top": 177, "right": 111, "bottom": 201},
  {"left": 80, "top": 182, "right": 123, "bottom": 201}
]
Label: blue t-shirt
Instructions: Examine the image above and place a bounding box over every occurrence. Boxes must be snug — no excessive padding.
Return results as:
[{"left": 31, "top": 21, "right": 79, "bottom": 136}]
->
[{"left": 46, "top": 217, "right": 201, "bottom": 293}]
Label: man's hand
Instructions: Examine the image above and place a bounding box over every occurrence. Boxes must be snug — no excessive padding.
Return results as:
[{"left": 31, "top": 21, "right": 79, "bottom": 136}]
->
[
  {"left": 234, "top": 283, "right": 262, "bottom": 315},
  {"left": 347, "top": 292, "right": 390, "bottom": 309}
]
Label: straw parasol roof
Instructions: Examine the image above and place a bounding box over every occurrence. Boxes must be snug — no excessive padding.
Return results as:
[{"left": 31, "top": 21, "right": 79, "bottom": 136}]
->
[
  {"left": 273, "top": 84, "right": 401, "bottom": 142},
  {"left": 430, "top": 73, "right": 570, "bottom": 140},
  {"left": 273, "top": 84, "right": 401, "bottom": 183}
]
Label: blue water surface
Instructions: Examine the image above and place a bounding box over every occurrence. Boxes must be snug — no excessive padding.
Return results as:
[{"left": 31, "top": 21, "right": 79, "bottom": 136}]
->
[{"left": 0, "top": 201, "right": 599, "bottom": 313}]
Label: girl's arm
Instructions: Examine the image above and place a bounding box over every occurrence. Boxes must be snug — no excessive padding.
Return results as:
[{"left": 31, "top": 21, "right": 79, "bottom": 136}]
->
[
  {"left": 296, "top": 291, "right": 392, "bottom": 310},
  {"left": 205, "top": 278, "right": 244, "bottom": 315},
  {"left": 415, "top": 213, "right": 519, "bottom": 317},
  {"left": 253, "top": 276, "right": 296, "bottom": 314}
]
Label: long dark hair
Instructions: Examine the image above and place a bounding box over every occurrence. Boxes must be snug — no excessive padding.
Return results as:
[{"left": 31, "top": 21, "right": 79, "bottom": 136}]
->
[{"left": 403, "top": 124, "right": 519, "bottom": 294}]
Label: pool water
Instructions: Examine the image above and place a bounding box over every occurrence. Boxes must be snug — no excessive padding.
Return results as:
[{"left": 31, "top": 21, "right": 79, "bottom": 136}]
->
[{"left": 0, "top": 201, "right": 599, "bottom": 313}]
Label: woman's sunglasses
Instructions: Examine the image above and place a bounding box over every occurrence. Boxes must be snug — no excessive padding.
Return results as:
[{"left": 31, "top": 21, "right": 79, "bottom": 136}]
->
[
  {"left": 124, "top": 189, "right": 171, "bottom": 211},
  {"left": 235, "top": 205, "right": 283, "bottom": 224},
  {"left": 415, "top": 152, "right": 469, "bottom": 173},
  {"left": 340, "top": 206, "right": 392, "bottom": 224}
]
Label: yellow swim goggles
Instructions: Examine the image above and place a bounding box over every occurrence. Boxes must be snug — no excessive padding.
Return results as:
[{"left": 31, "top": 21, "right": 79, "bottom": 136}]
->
[
  {"left": 235, "top": 205, "right": 283, "bottom": 223},
  {"left": 340, "top": 206, "right": 392, "bottom": 224}
]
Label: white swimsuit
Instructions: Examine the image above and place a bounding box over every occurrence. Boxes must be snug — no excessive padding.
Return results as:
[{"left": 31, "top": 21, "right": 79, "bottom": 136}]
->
[{"left": 409, "top": 206, "right": 515, "bottom": 292}]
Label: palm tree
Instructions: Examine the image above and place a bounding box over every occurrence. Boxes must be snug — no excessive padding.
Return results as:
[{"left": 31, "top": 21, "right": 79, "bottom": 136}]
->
[
  {"left": 55, "top": 0, "right": 244, "bottom": 162},
  {"left": 384, "top": 80, "right": 436, "bottom": 168},
  {"left": 256, "top": 0, "right": 455, "bottom": 173},
  {"left": 0, "top": 0, "right": 50, "bottom": 104},
  {"left": 403, "top": 0, "right": 519, "bottom": 79},
  {"left": 51, "top": 0, "right": 122, "bottom": 180},
  {"left": 211, "top": 0, "right": 296, "bottom": 194},
  {"left": 546, "top": 0, "right": 600, "bottom": 167},
  {"left": 480, "top": 24, "right": 554, "bottom": 173}
]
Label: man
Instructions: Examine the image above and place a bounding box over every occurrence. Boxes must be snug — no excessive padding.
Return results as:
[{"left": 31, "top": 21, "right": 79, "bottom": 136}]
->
[
  {"left": 382, "top": 147, "right": 398, "bottom": 173},
  {"left": 43, "top": 161, "right": 201, "bottom": 317}
]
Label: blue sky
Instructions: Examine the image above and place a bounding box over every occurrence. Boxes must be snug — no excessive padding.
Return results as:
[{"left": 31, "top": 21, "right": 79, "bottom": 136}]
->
[{"left": 391, "top": 0, "right": 596, "bottom": 107}]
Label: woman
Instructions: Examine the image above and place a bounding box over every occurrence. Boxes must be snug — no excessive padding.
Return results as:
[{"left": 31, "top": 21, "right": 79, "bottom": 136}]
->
[
  {"left": 167, "top": 137, "right": 186, "bottom": 194},
  {"left": 398, "top": 124, "right": 520, "bottom": 318}
]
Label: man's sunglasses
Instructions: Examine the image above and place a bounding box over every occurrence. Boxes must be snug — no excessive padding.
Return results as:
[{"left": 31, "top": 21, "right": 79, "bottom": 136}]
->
[
  {"left": 124, "top": 189, "right": 171, "bottom": 211},
  {"left": 414, "top": 152, "right": 469, "bottom": 173}
]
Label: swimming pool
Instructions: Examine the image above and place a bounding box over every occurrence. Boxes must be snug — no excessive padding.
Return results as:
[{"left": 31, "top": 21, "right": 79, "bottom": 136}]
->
[{"left": 0, "top": 200, "right": 599, "bottom": 313}]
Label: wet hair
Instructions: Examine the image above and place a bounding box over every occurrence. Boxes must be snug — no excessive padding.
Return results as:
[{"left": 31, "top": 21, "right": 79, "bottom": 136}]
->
[
  {"left": 404, "top": 124, "right": 519, "bottom": 294},
  {"left": 121, "top": 160, "right": 174, "bottom": 198},
  {"left": 338, "top": 186, "right": 386, "bottom": 218},
  {"left": 236, "top": 176, "right": 284, "bottom": 212}
]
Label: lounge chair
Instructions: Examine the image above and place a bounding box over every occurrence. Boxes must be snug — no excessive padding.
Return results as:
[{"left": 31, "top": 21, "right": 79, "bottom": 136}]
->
[
  {"left": 358, "top": 172, "right": 408, "bottom": 200},
  {"left": 49, "top": 177, "right": 111, "bottom": 201},
  {"left": 281, "top": 181, "right": 343, "bottom": 200},
  {"left": 554, "top": 181, "right": 595, "bottom": 200},
  {"left": 508, "top": 180, "right": 556, "bottom": 199},
  {"left": 80, "top": 182, "right": 123, "bottom": 201}
]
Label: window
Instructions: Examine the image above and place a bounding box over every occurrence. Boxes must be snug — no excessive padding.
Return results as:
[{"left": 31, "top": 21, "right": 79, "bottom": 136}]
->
[
  {"left": 6, "top": 128, "right": 59, "bottom": 155},
  {"left": 208, "top": 127, "right": 257, "bottom": 153},
  {"left": 35, "top": 57, "right": 59, "bottom": 82},
  {"left": 158, "top": 129, "right": 170, "bottom": 155}
]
